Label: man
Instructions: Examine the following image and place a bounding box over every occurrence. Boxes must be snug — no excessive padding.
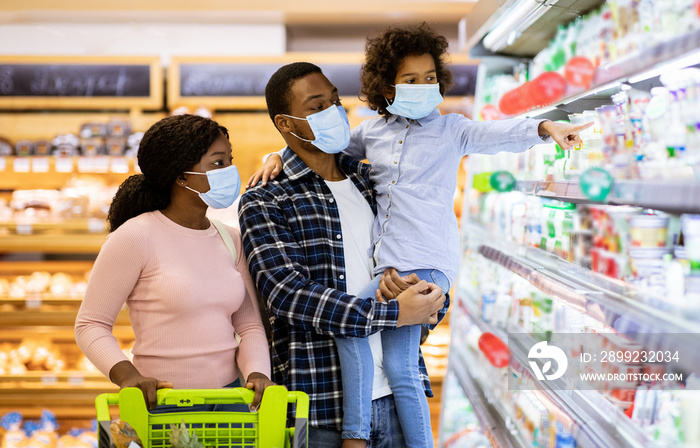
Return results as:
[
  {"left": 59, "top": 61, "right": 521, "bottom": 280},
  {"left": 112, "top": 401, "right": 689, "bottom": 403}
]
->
[{"left": 238, "top": 62, "right": 447, "bottom": 447}]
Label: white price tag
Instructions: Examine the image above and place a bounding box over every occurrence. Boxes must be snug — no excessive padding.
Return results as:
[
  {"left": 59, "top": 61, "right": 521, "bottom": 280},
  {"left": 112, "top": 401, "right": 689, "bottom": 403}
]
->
[
  {"left": 13, "top": 158, "right": 31, "bottom": 173},
  {"left": 68, "top": 375, "right": 85, "bottom": 385},
  {"left": 92, "top": 156, "right": 110, "bottom": 173},
  {"left": 25, "top": 294, "right": 42, "bottom": 308},
  {"left": 0, "top": 157, "right": 6, "bottom": 171},
  {"left": 16, "top": 223, "right": 32, "bottom": 234},
  {"left": 31, "top": 157, "right": 50, "bottom": 173},
  {"left": 77, "top": 157, "right": 93, "bottom": 173},
  {"left": 110, "top": 156, "right": 130, "bottom": 174},
  {"left": 87, "top": 218, "right": 105, "bottom": 233},
  {"left": 55, "top": 157, "right": 74, "bottom": 173},
  {"left": 41, "top": 374, "right": 58, "bottom": 385}
]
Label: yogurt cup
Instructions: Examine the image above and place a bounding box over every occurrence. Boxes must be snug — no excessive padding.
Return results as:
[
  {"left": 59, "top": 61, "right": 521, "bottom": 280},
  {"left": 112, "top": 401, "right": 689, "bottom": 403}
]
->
[{"left": 629, "top": 214, "right": 669, "bottom": 248}]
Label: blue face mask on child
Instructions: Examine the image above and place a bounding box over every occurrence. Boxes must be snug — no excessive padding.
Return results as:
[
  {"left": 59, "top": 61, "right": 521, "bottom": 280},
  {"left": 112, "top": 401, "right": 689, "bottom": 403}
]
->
[
  {"left": 386, "top": 83, "right": 443, "bottom": 120},
  {"left": 184, "top": 164, "right": 241, "bottom": 209},
  {"left": 283, "top": 104, "right": 351, "bottom": 154}
]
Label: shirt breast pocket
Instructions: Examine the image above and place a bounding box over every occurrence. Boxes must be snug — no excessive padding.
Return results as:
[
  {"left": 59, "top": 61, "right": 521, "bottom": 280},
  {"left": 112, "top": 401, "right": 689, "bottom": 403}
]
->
[{"left": 402, "top": 136, "right": 443, "bottom": 166}]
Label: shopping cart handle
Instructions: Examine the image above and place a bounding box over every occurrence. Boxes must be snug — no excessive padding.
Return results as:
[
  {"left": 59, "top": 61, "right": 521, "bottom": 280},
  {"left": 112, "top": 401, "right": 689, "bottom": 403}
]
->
[
  {"left": 95, "top": 393, "right": 120, "bottom": 422},
  {"left": 156, "top": 387, "right": 256, "bottom": 406}
]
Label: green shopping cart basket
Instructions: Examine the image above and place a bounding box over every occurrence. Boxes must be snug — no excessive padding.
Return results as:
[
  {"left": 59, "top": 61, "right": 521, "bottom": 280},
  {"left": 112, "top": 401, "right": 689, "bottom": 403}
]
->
[{"left": 95, "top": 386, "right": 308, "bottom": 448}]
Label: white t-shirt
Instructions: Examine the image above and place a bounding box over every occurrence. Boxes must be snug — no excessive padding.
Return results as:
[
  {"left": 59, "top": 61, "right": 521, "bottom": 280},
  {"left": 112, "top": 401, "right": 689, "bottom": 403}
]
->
[{"left": 325, "top": 178, "right": 392, "bottom": 400}]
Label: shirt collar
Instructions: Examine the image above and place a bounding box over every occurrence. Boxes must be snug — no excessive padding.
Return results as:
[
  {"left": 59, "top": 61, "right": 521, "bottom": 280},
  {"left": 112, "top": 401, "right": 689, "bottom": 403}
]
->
[
  {"left": 280, "top": 147, "right": 370, "bottom": 181},
  {"left": 385, "top": 108, "right": 441, "bottom": 126}
]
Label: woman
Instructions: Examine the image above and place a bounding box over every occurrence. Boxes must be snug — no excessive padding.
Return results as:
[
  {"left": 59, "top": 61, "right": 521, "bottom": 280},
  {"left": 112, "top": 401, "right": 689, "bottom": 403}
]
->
[{"left": 75, "top": 114, "right": 273, "bottom": 411}]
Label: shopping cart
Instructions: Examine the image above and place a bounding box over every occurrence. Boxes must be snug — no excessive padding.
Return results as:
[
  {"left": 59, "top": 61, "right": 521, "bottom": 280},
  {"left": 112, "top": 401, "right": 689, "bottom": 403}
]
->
[{"left": 95, "top": 386, "right": 308, "bottom": 448}]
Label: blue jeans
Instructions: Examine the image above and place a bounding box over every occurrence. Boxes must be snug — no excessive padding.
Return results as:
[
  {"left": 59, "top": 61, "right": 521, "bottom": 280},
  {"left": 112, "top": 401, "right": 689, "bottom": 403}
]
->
[
  {"left": 308, "top": 395, "right": 406, "bottom": 448},
  {"left": 334, "top": 269, "right": 449, "bottom": 447}
]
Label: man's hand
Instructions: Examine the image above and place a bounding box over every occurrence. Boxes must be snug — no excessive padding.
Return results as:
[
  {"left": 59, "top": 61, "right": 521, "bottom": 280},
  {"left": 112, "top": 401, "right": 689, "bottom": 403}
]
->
[
  {"left": 245, "top": 154, "right": 282, "bottom": 189},
  {"left": 395, "top": 281, "right": 446, "bottom": 327},
  {"left": 109, "top": 360, "right": 173, "bottom": 410},
  {"left": 245, "top": 372, "right": 278, "bottom": 411},
  {"left": 377, "top": 268, "right": 420, "bottom": 300},
  {"left": 538, "top": 120, "right": 593, "bottom": 150}
]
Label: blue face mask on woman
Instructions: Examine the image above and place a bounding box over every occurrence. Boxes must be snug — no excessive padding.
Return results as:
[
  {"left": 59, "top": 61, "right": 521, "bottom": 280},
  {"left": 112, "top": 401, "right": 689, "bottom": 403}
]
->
[
  {"left": 184, "top": 164, "right": 241, "bottom": 209},
  {"left": 386, "top": 83, "right": 443, "bottom": 120},
  {"left": 283, "top": 104, "right": 351, "bottom": 154}
]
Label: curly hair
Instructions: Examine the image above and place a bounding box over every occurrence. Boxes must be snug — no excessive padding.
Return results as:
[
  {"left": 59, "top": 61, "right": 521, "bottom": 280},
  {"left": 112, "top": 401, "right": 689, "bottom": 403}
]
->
[
  {"left": 361, "top": 22, "right": 453, "bottom": 117},
  {"left": 265, "top": 62, "right": 323, "bottom": 124},
  {"left": 107, "top": 114, "right": 229, "bottom": 232}
]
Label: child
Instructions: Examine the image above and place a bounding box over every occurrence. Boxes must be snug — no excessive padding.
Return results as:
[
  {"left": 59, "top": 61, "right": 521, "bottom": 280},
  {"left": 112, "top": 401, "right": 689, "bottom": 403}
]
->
[{"left": 248, "top": 23, "right": 589, "bottom": 448}]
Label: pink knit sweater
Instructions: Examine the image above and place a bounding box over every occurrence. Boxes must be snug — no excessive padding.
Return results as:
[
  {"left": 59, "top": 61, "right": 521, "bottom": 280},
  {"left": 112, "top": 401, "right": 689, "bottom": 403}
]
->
[{"left": 75, "top": 211, "right": 271, "bottom": 388}]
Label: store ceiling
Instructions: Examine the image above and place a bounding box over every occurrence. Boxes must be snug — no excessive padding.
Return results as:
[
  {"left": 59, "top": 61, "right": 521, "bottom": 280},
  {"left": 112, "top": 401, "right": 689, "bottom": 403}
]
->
[{"left": 0, "top": 0, "right": 477, "bottom": 25}]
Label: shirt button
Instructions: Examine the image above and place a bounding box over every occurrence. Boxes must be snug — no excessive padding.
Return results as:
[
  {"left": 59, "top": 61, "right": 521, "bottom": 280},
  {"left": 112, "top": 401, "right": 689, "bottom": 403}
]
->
[
  {"left": 336, "top": 234, "right": 342, "bottom": 239},
  {"left": 339, "top": 274, "right": 345, "bottom": 280},
  {"left": 399, "top": 140, "right": 403, "bottom": 144},
  {"left": 385, "top": 214, "right": 388, "bottom": 218},
  {"left": 329, "top": 198, "right": 334, "bottom": 203},
  {"left": 394, "top": 160, "right": 398, "bottom": 164},
  {"left": 392, "top": 180, "right": 395, "bottom": 184},
  {"left": 387, "top": 193, "right": 390, "bottom": 197},
  {"left": 405, "top": 125, "right": 409, "bottom": 129}
]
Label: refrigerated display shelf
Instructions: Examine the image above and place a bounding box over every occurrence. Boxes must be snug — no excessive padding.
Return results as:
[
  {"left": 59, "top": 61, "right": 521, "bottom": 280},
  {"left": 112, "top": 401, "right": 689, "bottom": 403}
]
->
[
  {"left": 449, "top": 350, "right": 528, "bottom": 448},
  {"left": 515, "top": 180, "right": 700, "bottom": 215},
  {"left": 456, "top": 302, "right": 656, "bottom": 448},
  {"left": 465, "top": 221, "right": 700, "bottom": 370},
  {"left": 514, "top": 27, "right": 700, "bottom": 121}
]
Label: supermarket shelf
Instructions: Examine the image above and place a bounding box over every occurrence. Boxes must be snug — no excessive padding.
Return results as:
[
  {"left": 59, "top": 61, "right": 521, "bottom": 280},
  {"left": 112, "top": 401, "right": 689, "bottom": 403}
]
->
[
  {"left": 465, "top": 221, "right": 700, "bottom": 373},
  {"left": 0, "top": 155, "right": 137, "bottom": 190},
  {"left": 458, "top": 304, "right": 655, "bottom": 448},
  {"left": 0, "top": 260, "right": 94, "bottom": 275},
  {"left": 450, "top": 350, "right": 527, "bottom": 448},
  {"left": 515, "top": 180, "right": 700, "bottom": 215},
  {"left": 514, "top": 28, "right": 700, "bottom": 121},
  {"left": 0, "top": 233, "right": 107, "bottom": 253},
  {"left": 0, "top": 371, "right": 111, "bottom": 384},
  {"left": 0, "top": 308, "right": 130, "bottom": 327},
  {"left": 0, "top": 218, "right": 108, "bottom": 234},
  {"left": 0, "top": 295, "right": 86, "bottom": 306},
  {"left": 466, "top": 0, "right": 603, "bottom": 58},
  {"left": 0, "top": 326, "right": 134, "bottom": 342}
]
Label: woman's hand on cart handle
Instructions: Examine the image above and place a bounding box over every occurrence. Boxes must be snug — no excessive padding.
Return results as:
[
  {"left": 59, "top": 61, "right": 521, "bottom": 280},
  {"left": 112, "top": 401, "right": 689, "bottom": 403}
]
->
[
  {"left": 109, "top": 360, "right": 174, "bottom": 409},
  {"left": 245, "top": 372, "right": 278, "bottom": 411}
]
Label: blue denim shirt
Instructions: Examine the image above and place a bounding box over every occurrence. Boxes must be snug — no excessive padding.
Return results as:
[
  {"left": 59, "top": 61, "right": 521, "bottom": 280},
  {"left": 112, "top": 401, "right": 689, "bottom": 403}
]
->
[{"left": 345, "top": 110, "right": 548, "bottom": 286}]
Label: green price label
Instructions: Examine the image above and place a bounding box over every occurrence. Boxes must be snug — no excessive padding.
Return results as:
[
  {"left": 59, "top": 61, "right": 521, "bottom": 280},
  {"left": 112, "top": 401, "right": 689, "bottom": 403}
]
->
[
  {"left": 489, "top": 171, "right": 516, "bottom": 192},
  {"left": 579, "top": 167, "right": 614, "bottom": 201}
]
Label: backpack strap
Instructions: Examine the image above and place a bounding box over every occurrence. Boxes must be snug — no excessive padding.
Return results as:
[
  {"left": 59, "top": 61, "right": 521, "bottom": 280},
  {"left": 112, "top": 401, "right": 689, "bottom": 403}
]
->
[{"left": 211, "top": 219, "right": 237, "bottom": 262}]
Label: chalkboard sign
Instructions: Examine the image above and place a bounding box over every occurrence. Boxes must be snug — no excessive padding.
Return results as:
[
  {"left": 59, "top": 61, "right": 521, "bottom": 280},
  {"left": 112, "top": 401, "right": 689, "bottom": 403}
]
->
[
  {"left": 0, "top": 56, "right": 162, "bottom": 109},
  {"left": 0, "top": 64, "right": 151, "bottom": 97},
  {"left": 179, "top": 63, "right": 477, "bottom": 98},
  {"left": 178, "top": 63, "right": 362, "bottom": 98}
]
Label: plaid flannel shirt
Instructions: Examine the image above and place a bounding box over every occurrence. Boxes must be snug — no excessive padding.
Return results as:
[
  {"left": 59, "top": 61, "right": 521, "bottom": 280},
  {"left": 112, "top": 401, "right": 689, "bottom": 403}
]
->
[{"left": 238, "top": 148, "right": 448, "bottom": 430}]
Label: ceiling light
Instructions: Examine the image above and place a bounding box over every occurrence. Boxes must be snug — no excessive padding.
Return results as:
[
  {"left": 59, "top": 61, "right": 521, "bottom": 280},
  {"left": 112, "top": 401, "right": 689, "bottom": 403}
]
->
[{"left": 483, "top": 0, "right": 559, "bottom": 52}]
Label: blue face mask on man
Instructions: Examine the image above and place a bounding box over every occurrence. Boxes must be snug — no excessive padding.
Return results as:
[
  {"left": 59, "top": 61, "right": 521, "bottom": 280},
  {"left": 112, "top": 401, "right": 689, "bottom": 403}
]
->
[
  {"left": 386, "top": 83, "right": 443, "bottom": 120},
  {"left": 283, "top": 104, "right": 351, "bottom": 154},
  {"left": 184, "top": 164, "right": 241, "bottom": 209}
]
